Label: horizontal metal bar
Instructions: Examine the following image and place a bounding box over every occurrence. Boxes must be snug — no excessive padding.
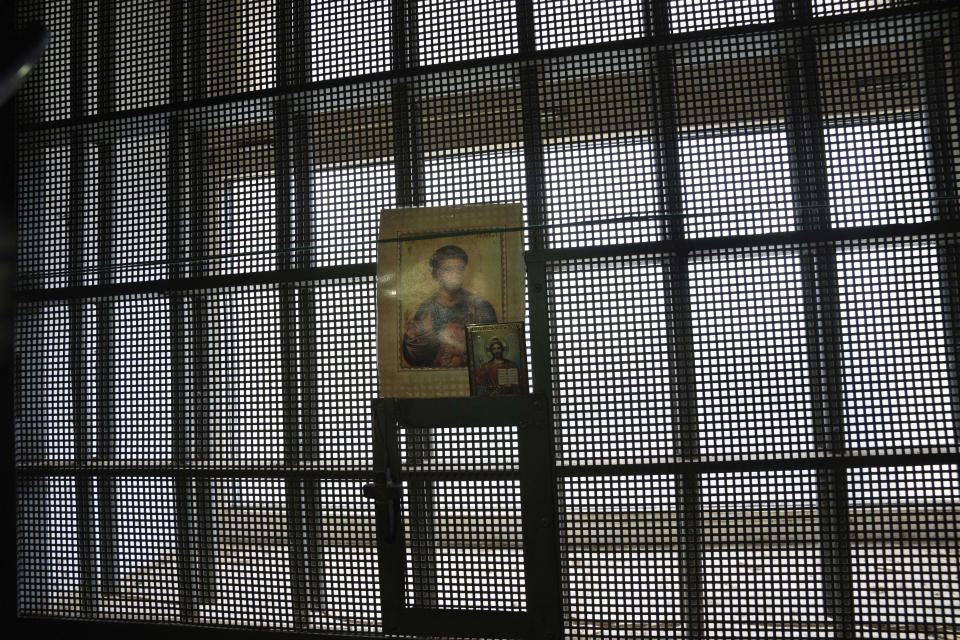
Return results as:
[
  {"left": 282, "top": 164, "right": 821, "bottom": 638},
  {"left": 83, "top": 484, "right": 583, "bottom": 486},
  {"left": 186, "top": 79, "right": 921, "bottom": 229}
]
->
[
  {"left": 14, "top": 466, "right": 376, "bottom": 479},
  {"left": 18, "top": 218, "right": 960, "bottom": 303},
  {"left": 526, "top": 220, "right": 960, "bottom": 264},
  {"left": 383, "top": 395, "right": 547, "bottom": 428},
  {"left": 394, "top": 608, "right": 529, "bottom": 639},
  {"left": 554, "top": 450, "right": 960, "bottom": 476},
  {"left": 17, "top": 448, "right": 957, "bottom": 478},
  {"left": 17, "top": 263, "right": 376, "bottom": 302},
  {"left": 37, "top": 504, "right": 954, "bottom": 551},
  {"left": 13, "top": 618, "right": 391, "bottom": 640},
  {"left": 14, "top": 615, "right": 958, "bottom": 639},
  {"left": 398, "top": 468, "right": 520, "bottom": 480},
  {"left": 17, "top": 1, "right": 956, "bottom": 133}
]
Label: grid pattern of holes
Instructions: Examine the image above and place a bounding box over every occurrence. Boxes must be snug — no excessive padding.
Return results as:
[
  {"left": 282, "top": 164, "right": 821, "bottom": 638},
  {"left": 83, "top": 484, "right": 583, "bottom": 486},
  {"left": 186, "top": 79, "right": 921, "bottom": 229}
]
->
[
  {"left": 111, "top": 126, "right": 169, "bottom": 282},
  {"left": 309, "top": 277, "right": 379, "bottom": 469},
  {"left": 114, "top": 1, "right": 170, "bottom": 111},
  {"left": 414, "top": 0, "right": 518, "bottom": 66},
  {"left": 699, "top": 471, "right": 824, "bottom": 635},
  {"left": 17, "top": 140, "right": 71, "bottom": 289},
  {"left": 542, "top": 134, "right": 661, "bottom": 248},
  {"left": 670, "top": 0, "right": 776, "bottom": 34},
  {"left": 14, "top": 12, "right": 944, "bottom": 277},
  {"left": 534, "top": 0, "right": 645, "bottom": 49},
  {"left": 17, "top": 0, "right": 72, "bottom": 121},
  {"left": 837, "top": 239, "right": 954, "bottom": 452},
  {"left": 848, "top": 466, "right": 959, "bottom": 631},
  {"left": 826, "top": 120, "right": 935, "bottom": 228},
  {"left": 11, "top": 0, "right": 959, "bottom": 637},
  {"left": 400, "top": 426, "right": 520, "bottom": 473},
  {"left": 559, "top": 475, "right": 681, "bottom": 636},
  {"left": 538, "top": 49, "right": 661, "bottom": 249},
  {"left": 197, "top": 101, "right": 278, "bottom": 276},
  {"left": 204, "top": 287, "right": 284, "bottom": 464},
  {"left": 202, "top": 479, "right": 294, "bottom": 627},
  {"left": 15, "top": 304, "right": 73, "bottom": 464},
  {"left": 690, "top": 249, "right": 814, "bottom": 459},
  {"left": 17, "top": 477, "right": 82, "bottom": 616},
  {"left": 15, "top": 279, "right": 378, "bottom": 469},
  {"left": 307, "top": 480, "right": 381, "bottom": 632},
  {"left": 310, "top": 0, "right": 391, "bottom": 82},
  {"left": 308, "top": 81, "right": 396, "bottom": 266},
  {"left": 102, "top": 477, "right": 181, "bottom": 620},
  {"left": 679, "top": 130, "right": 794, "bottom": 238},
  {"left": 206, "top": 0, "right": 276, "bottom": 97},
  {"left": 812, "top": 0, "right": 909, "bottom": 18},
  {"left": 111, "top": 297, "right": 173, "bottom": 463},
  {"left": 548, "top": 257, "right": 673, "bottom": 465},
  {"left": 405, "top": 479, "right": 527, "bottom": 612}
]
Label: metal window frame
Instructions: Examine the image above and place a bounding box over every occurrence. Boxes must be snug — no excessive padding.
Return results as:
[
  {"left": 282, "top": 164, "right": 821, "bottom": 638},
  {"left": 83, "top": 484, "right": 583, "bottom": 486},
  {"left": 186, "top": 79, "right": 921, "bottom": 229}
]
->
[
  {"left": 9, "top": 1, "right": 960, "bottom": 639},
  {"left": 370, "top": 396, "right": 553, "bottom": 639}
]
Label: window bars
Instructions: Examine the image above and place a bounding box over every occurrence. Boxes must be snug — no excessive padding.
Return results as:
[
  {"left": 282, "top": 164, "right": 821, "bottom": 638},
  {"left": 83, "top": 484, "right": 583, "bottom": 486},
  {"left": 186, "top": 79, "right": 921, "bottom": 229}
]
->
[{"left": 13, "top": 1, "right": 960, "bottom": 638}]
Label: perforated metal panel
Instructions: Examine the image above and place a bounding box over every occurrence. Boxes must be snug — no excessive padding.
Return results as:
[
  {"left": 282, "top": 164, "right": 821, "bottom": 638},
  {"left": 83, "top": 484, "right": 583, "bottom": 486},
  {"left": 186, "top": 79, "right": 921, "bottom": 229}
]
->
[{"left": 13, "top": 1, "right": 960, "bottom": 639}]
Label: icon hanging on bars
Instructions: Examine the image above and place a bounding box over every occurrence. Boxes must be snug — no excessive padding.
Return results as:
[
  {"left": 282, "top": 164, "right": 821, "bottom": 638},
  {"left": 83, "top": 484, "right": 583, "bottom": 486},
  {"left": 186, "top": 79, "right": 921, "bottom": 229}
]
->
[
  {"left": 376, "top": 204, "right": 526, "bottom": 397},
  {"left": 465, "top": 322, "right": 529, "bottom": 397}
]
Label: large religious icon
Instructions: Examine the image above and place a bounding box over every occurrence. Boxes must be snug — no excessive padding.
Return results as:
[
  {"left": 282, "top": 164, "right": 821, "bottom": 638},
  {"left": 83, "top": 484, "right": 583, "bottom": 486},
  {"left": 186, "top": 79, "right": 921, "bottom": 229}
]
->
[
  {"left": 465, "top": 322, "right": 529, "bottom": 397},
  {"left": 377, "top": 204, "right": 525, "bottom": 397}
]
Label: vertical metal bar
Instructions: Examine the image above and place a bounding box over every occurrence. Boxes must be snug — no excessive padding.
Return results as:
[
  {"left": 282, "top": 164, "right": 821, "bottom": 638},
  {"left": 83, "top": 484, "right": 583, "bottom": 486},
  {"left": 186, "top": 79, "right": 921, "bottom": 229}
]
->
[
  {"left": 282, "top": 0, "right": 327, "bottom": 614},
  {"left": 390, "top": 0, "right": 436, "bottom": 612},
  {"left": 922, "top": 27, "right": 960, "bottom": 582},
  {"left": 95, "top": 138, "right": 118, "bottom": 598},
  {"left": 69, "top": 0, "right": 97, "bottom": 615},
  {"left": 188, "top": 0, "right": 207, "bottom": 102},
  {"left": 923, "top": 33, "right": 960, "bottom": 448},
  {"left": 276, "top": 4, "right": 309, "bottom": 624},
  {"left": 292, "top": 111, "right": 326, "bottom": 613},
  {"left": 649, "top": 2, "right": 703, "bottom": 636},
  {"left": 276, "top": 0, "right": 316, "bottom": 626},
  {"left": 278, "top": 275, "right": 309, "bottom": 629},
  {"left": 183, "top": 2, "right": 217, "bottom": 604},
  {"left": 187, "top": 125, "right": 216, "bottom": 606},
  {"left": 97, "top": 0, "right": 115, "bottom": 116},
  {"left": 392, "top": 0, "right": 424, "bottom": 209},
  {"left": 371, "top": 400, "right": 405, "bottom": 633},
  {"left": 168, "top": 0, "right": 199, "bottom": 622},
  {"left": 4, "top": 4, "right": 22, "bottom": 612},
  {"left": 780, "top": 3, "right": 855, "bottom": 634},
  {"left": 169, "top": 201, "right": 197, "bottom": 621},
  {"left": 515, "top": 398, "right": 559, "bottom": 640},
  {"left": 93, "top": 0, "right": 119, "bottom": 600},
  {"left": 277, "top": 161, "right": 310, "bottom": 630},
  {"left": 516, "top": 2, "right": 564, "bottom": 639}
]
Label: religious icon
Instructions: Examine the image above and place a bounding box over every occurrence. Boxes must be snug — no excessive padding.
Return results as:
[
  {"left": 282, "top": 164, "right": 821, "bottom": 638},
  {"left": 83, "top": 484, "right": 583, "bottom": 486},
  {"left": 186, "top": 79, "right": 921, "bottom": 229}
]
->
[
  {"left": 377, "top": 204, "right": 525, "bottom": 397},
  {"left": 465, "top": 322, "right": 529, "bottom": 397}
]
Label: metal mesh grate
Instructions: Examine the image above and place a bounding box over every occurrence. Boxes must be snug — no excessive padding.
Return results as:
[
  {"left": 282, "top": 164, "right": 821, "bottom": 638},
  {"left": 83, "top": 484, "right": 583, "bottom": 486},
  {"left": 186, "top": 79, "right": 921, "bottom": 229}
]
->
[
  {"left": 399, "top": 423, "right": 526, "bottom": 612},
  {"left": 13, "top": 0, "right": 960, "bottom": 639}
]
